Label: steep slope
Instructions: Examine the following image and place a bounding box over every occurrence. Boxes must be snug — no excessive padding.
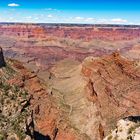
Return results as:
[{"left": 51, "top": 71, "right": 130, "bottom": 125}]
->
[
  {"left": 0, "top": 47, "right": 88, "bottom": 140},
  {"left": 1, "top": 44, "right": 139, "bottom": 140},
  {"left": 0, "top": 48, "right": 32, "bottom": 140},
  {"left": 82, "top": 52, "right": 140, "bottom": 139},
  {"left": 48, "top": 53, "right": 140, "bottom": 140},
  {"left": 0, "top": 47, "right": 5, "bottom": 68}
]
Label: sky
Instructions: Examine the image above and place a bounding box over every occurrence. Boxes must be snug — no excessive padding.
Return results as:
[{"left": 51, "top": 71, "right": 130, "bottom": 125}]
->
[{"left": 0, "top": 0, "right": 140, "bottom": 24}]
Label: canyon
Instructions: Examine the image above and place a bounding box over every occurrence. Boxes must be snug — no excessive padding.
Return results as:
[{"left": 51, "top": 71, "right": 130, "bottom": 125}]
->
[
  {"left": 0, "top": 23, "right": 140, "bottom": 140},
  {"left": 0, "top": 24, "right": 140, "bottom": 70}
]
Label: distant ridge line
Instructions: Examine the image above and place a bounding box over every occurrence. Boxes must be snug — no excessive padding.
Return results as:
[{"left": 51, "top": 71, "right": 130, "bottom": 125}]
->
[{"left": 0, "top": 22, "right": 140, "bottom": 28}]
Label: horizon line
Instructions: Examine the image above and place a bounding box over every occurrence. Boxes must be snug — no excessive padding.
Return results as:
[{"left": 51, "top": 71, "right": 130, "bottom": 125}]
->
[{"left": 0, "top": 22, "right": 140, "bottom": 27}]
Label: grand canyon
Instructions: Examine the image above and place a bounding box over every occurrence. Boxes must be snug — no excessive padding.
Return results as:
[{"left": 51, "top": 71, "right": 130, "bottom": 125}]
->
[{"left": 0, "top": 23, "right": 140, "bottom": 140}]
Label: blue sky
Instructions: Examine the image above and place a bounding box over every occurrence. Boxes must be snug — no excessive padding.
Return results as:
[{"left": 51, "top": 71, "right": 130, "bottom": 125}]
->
[{"left": 0, "top": 0, "right": 140, "bottom": 24}]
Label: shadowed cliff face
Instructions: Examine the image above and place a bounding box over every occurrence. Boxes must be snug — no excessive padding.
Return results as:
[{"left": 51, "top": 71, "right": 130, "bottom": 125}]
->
[{"left": 0, "top": 47, "right": 5, "bottom": 68}]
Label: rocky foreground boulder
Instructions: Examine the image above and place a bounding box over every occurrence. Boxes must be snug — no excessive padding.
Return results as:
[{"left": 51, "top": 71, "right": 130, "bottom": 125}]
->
[{"left": 104, "top": 116, "right": 140, "bottom": 140}]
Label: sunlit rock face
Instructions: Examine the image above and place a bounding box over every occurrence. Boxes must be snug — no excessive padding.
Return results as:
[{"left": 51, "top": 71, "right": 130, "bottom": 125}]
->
[
  {"left": 47, "top": 53, "right": 140, "bottom": 140},
  {"left": 0, "top": 23, "right": 140, "bottom": 140},
  {"left": 81, "top": 53, "right": 140, "bottom": 139},
  {"left": 0, "top": 24, "right": 140, "bottom": 71},
  {"left": 104, "top": 116, "right": 140, "bottom": 140},
  {"left": 0, "top": 24, "right": 140, "bottom": 41}
]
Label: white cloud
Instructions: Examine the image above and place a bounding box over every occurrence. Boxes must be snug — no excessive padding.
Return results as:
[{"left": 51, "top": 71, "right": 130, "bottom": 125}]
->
[
  {"left": 75, "top": 17, "right": 84, "bottom": 20},
  {"left": 111, "top": 18, "right": 127, "bottom": 23},
  {"left": 94, "top": 18, "right": 128, "bottom": 24},
  {"left": 45, "top": 8, "right": 61, "bottom": 13},
  {"left": 86, "top": 18, "right": 94, "bottom": 20},
  {"left": 96, "top": 19, "right": 108, "bottom": 24},
  {"left": 47, "top": 14, "right": 53, "bottom": 18},
  {"left": 45, "top": 8, "right": 56, "bottom": 11},
  {"left": 85, "top": 18, "right": 95, "bottom": 22},
  {"left": 25, "top": 16, "right": 32, "bottom": 19},
  {"left": 8, "top": 3, "right": 20, "bottom": 7},
  {"left": 34, "top": 17, "right": 39, "bottom": 20},
  {"left": 69, "top": 17, "right": 96, "bottom": 23}
]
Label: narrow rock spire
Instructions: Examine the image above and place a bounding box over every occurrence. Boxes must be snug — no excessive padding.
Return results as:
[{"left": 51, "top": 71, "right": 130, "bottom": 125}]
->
[{"left": 0, "top": 47, "right": 6, "bottom": 68}]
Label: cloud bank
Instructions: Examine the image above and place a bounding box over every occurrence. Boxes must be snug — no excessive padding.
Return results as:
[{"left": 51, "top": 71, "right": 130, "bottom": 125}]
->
[{"left": 8, "top": 3, "right": 20, "bottom": 7}]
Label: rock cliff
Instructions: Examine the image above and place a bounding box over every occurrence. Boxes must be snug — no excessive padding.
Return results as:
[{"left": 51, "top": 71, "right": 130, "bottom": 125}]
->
[
  {"left": 104, "top": 116, "right": 140, "bottom": 140},
  {"left": 0, "top": 24, "right": 140, "bottom": 41},
  {"left": 0, "top": 51, "right": 32, "bottom": 140},
  {"left": 48, "top": 53, "right": 140, "bottom": 140},
  {"left": 0, "top": 24, "right": 140, "bottom": 71},
  {"left": 0, "top": 47, "right": 5, "bottom": 68},
  {"left": 0, "top": 48, "right": 84, "bottom": 140},
  {"left": 0, "top": 24, "right": 140, "bottom": 140},
  {"left": 82, "top": 52, "right": 140, "bottom": 139}
]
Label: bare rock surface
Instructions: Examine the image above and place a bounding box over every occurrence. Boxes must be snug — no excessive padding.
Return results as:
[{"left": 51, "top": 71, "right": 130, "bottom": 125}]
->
[
  {"left": 48, "top": 53, "right": 140, "bottom": 140},
  {"left": 82, "top": 52, "right": 140, "bottom": 139},
  {"left": 104, "top": 116, "right": 140, "bottom": 140},
  {"left": 0, "top": 24, "right": 140, "bottom": 71},
  {"left": 0, "top": 47, "right": 5, "bottom": 68},
  {"left": 0, "top": 24, "right": 140, "bottom": 140},
  {"left": 0, "top": 48, "right": 84, "bottom": 140}
]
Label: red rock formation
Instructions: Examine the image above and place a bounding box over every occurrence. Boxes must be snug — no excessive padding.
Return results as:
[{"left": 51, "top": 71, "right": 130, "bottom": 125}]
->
[
  {"left": 0, "top": 24, "right": 140, "bottom": 71},
  {"left": 82, "top": 52, "right": 140, "bottom": 139},
  {"left": 45, "top": 27, "right": 140, "bottom": 41},
  {"left": 0, "top": 23, "right": 140, "bottom": 140},
  {"left": 8, "top": 59, "right": 83, "bottom": 140},
  {"left": 0, "top": 24, "right": 46, "bottom": 38},
  {"left": 0, "top": 24, "right": 140, "bottom": 41}
]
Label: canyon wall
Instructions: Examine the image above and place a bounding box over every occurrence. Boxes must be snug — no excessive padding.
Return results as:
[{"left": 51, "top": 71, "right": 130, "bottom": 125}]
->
[
  {"left": 48, "top": 52, "right": 140, "bottom": 140},
  {"left": 0, "top": 24, "right": 140, "bottom": 71},
  {"left": 0, "top": 24, "right": 140, "bottom": 140},
  {"left": 0, "top": 24, "right": 140, "bottom": 41}
]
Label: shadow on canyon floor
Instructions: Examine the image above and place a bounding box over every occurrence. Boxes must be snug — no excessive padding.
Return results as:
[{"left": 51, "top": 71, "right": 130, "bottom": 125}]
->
[
  {"left": 124, "top": 116, "right": 140, "bottom": 123},
  {"left": 34, "top": 131, "right": 51, "bottom": 140}
]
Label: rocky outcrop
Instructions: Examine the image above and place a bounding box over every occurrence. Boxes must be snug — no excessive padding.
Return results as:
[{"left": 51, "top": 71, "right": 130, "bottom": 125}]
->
[
  {"left": 0, "top": 47, "right": 5, "bottom": 68},
  {"left": 46, "top": 53, "right": 139, "bottom": 140},
  {"left": 0, "top": 59, "right": 32, "bottom": 140},
  {"left": 104, "top": 116, "right": 140, "bottom": 140},
  {"left": 2, "top": 53, "right": 83, "bottom": 140},
  {"left": 82, "top": 52, "right": 140, "bottom": 139}
]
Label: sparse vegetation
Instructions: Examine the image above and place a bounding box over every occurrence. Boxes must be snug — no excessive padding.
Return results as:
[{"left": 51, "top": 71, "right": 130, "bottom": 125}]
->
[
  {"left": 0, "top": 60, "right": 31, "bottom": 140},
  {"left": 0, "top": 133, "right": 4, "bottom": 140},
  {"left": 107, "top": 135, "right": 113, "bottom": 140}
]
